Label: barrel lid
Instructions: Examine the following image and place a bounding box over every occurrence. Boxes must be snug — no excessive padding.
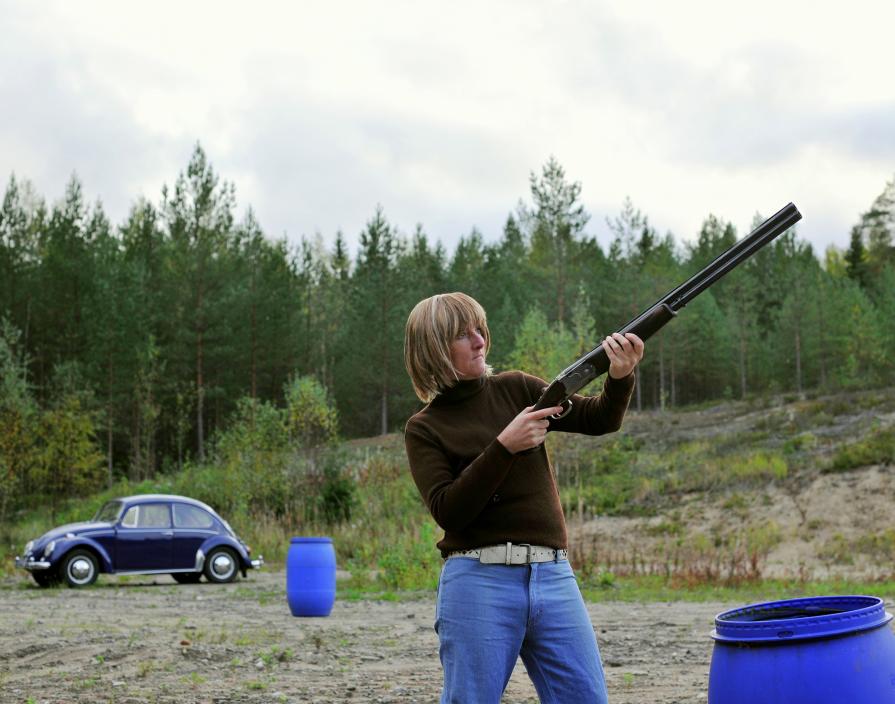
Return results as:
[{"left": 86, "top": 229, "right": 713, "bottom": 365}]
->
[
  {"left": 290, "top": 536, "right": 333, "bottom": 544},
  {"left": 712, "top": 595, "right": 893, "bottom": 643}
]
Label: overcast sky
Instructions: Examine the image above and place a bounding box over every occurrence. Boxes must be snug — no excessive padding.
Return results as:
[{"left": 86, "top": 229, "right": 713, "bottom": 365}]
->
[{"left": 2, "top": 1, "right": 893, "bottom": 260}]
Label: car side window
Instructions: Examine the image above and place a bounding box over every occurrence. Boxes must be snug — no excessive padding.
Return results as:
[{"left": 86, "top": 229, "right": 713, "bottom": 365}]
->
[
  {"left": 121, "top": 506, "right": 138, "bottom": 528},
  {"left": 137, "top": 504, "right": 172, "bottom": 528},
  {"left": 173, "top": 504, "right": 215, "bottom": 529}
]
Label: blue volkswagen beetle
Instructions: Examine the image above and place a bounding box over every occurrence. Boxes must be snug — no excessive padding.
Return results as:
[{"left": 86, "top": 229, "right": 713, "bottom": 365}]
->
[{"left": 14, "top": 494, "right": 263, "bottom": 588}]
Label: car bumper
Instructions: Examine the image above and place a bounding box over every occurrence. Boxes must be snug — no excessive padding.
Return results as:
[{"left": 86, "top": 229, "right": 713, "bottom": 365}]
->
[
  {"left": 15, "top": 556, "right": 52, "bottom": 571},
  {"left": 251, "top": 555, "right": 264, "bottom": 569}
]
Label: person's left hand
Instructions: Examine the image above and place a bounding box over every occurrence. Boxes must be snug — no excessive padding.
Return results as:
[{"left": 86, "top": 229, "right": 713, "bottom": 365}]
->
[{"left": 603, "top": 332, "right": 644, "bottom": 379}]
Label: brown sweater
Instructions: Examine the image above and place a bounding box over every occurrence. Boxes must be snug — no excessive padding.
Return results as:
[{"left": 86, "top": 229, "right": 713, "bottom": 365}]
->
[{"left": 404, "top": 370, "right": 635, "bottom": 556}]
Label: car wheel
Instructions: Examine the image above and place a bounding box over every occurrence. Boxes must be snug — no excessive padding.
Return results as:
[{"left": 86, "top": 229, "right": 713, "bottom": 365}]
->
[
  {"left": 61, "top": 549, "right": 99, "bottom": 588},
  {"left": 171, "top": 572, "right": 202, "bottom": 584},
  {"left": 32, "top": 569, "right": 60, "bottom": 588},
  {"left": 204, "top": 547, "right": 238, "bottom": 583}
]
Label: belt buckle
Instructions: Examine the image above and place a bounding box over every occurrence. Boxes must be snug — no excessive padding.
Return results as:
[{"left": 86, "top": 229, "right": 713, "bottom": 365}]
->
[{"left": 519, "top": 543, "right": 532, "bottom": 564}]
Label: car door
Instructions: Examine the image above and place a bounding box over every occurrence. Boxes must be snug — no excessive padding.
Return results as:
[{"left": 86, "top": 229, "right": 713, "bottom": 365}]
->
[
  {"left": 115, "top": 503, "right": 174, "bottom": 571},
  {"left": 171, "top": 503, "right": 218, "bottom": 569}
]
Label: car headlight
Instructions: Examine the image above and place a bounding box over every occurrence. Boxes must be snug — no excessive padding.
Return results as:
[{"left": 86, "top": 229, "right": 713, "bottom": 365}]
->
[
  {"left": 24, "top": 540, "right": 34, "bottom": 554},
  {"left": 44, "top": 540, "right": 56, "bottom": 558}
]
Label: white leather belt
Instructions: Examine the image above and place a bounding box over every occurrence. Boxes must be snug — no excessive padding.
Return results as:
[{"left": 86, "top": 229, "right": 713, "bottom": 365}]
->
[{"left": 446, "top": 542, "right": 568, "bottom": 565}]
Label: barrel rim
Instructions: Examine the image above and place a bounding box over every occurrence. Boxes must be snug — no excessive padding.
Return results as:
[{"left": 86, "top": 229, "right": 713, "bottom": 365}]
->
[
  {"left": 712, "top": 595, "right": 893, "bottom": 643},
  {"left": 289, "top": 536, "right": 333, "bottom": 544}
]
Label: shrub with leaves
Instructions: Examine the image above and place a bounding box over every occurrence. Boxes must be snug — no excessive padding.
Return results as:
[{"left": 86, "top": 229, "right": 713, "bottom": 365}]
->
[
  {"left": 0, "top": 320, "right": 41, "bottom": 519},
  {"left": 284, "top": 376, "right": 339, "bottom": 450},
  {"left": 828, "top": 426, "right": 895, "bottom": 472},
  {"left": 215, "top": 397, "right": 288, "bottom": 459},
  {"left": 37, "top": 394, "right": 104, "bottom": 517}
]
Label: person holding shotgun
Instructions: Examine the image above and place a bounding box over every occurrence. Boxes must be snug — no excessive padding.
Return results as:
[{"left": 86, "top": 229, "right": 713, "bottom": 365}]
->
[{"left": 403, "top": 291, "right": 643, "bottom": 704}]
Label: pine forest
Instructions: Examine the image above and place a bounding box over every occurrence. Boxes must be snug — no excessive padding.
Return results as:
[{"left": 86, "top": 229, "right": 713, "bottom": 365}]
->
[{"left": 1, "top": 144, "right": 894, "bottom": 519}]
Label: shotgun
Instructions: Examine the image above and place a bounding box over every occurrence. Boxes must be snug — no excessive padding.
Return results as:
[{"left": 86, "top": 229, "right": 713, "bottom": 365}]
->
[{"left": 534, "top": 202, "right": 802, "bottom": 417}]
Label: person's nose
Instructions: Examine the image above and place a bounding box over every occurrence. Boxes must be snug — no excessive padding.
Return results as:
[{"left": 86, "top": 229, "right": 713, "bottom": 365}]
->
[{"left": 471, "top": 331, "right": 485, "bottom": 349}]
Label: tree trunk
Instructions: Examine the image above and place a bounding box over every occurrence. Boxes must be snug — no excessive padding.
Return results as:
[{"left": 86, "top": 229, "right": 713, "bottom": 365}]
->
[
  {"left": 670, "top": 348, "right": 676, "bottom": 408},
  {"left": 658, "top": 335, "right": 666, "bottom": 412},
  {"left": 130, "top": 398, "right": 142, "bottom": 482},
  {"left": 196, "top": 328, "right": 205, "bottom": 462},
  {"left": 555, "top": 233, "right": 566, "bottom": 324},
  {"left": 106, "top": 351, "right": 114, "bottom": 486},
  {"left": 380, "top": 274, "right": 390, "bottom": 435},
  {"left": 24, "top": 297, "right": 31, "bottom": 349},
  {"left": 250, "top": 265, "right": 257, "bottom": 400},
  {"left": 794, "top": 326, "right": 803, "bottom": 396},
  {"left": 818, "top": 305, "right": 828, "bottom": 388}
]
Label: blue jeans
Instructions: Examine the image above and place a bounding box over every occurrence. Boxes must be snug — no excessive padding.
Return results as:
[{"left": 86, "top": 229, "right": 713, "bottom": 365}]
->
[{"left": 435, "top": 557, "right": 608, "bottom": 704}]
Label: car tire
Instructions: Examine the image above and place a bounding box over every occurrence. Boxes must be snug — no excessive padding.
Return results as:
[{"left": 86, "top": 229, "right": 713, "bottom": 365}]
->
[
  {"left": 32, "top": 569, "right": 60, "bottom": 588},
  {"left": 171, "top": 572, "right": 202, "bottom": 584},
  {"left": 203, "top": 547, "right": 239, "bottom": 583},
  {"left": 61, "top": 549, "right": 99, "bottom": 588}
]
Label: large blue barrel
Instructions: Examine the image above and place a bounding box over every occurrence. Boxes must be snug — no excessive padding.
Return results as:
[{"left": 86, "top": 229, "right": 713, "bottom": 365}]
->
[
  {"left": 709, "top": 595, "right": 895, "bottom": 703},
  {"left": 286, "top": 537, "right": 336, "bottom": 617}
]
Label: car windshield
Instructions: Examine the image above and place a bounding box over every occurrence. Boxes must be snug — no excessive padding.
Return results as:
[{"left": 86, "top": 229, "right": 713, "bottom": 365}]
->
[{"left": 93, "top": 500, "right": 124, "bottom": 523}]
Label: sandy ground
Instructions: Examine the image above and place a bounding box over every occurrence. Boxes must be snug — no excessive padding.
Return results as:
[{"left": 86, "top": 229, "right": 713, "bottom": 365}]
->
[
  {"left": 571, "top": 463, "right": 895, "bottom": 582},
  {"left": 1, "top": 569, "right": 728, "bottom": 704}
]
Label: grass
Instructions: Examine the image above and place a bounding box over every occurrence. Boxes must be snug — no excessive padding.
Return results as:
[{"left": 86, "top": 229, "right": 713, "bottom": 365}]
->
[
  {"left": 333, "top": 573, "right": 895, "bottom": 606},
  {"left": 827, "top": 426, "right": 895, "bottom": 472},
  {"left": 558, "top": 437, "right": 791, "bottom": 519},
  {"left": 4, "top": 387, "right": 894, "bottom": 595},
  {"left": 579, "top": 574, "right": 895, "bottom": 603}
]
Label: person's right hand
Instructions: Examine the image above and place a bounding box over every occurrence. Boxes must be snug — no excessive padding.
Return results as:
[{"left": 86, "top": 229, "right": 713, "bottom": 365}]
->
[{"left": 496, "top": 405, "right": 564, "bottom": 454}]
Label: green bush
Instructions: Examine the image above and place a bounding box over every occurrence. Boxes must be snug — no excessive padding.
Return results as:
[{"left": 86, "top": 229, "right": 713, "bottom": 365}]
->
[
  {"left": 284, "top": 376, "right": 339, "bottom": 449},
  {"left": 828, "top": 427, "right": 895, "bottom": 472},
  {"left": 315, "top": 453, "right": 357, "bottom": 524},
  {"left": 728, "top": 452, "right": 788, "bottom": 482},
  {"left": 377, "top": 522, "right": 440, "bottom": 591},
  {"left": 215, "top": 397, "right": 288, "bottom": 458}
]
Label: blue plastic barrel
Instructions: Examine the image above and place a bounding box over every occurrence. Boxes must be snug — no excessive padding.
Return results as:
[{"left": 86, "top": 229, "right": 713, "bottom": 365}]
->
[
  {"left": 709, "top": 595, "right": 895, "bottom": 703},
  {"left": 286, "top": 537, "right": 336, "bottom": 617}
]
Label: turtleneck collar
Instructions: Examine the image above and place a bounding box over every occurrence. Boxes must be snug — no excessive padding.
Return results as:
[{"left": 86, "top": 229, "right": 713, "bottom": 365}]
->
[{"left": 433, "top": 375, "right": 486, "bottom": 405}]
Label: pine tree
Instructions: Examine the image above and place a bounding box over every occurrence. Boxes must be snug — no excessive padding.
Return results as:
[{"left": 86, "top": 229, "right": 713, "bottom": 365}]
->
[
  {"left": 869, "top": 265, "right": 895, "bottom": 384},
  {"left": 339, "top": 206, "right": 404, "bottom": 436},
  {"left": 854, "top": 174, "right": 895, "bottom": 278},
  {"left": 479, "top": 215, "right": 531, "bottom": 368},
  {"left": 0, "top": 176, "right": 43, "bottom": 344},
  {"left": 32, "top": 175, "right": 97, "bottom": 393},
  {"left": 161, "top": 144, "right": 236, "bottom": 461},
  {"left": 524, "top": 157, "right": 589, "bottom": 324},
  {"left": 507, "top": 307, "right": 577, "bottom": 383},
  {"left": 448, "top": 228, "right": 486, "bottom": 299},
  {"left": 119, "top": 199, "right": 170, "bottom": 476},
  {"left": 0, "top": 318, "right": 39, "bottom": 522}
]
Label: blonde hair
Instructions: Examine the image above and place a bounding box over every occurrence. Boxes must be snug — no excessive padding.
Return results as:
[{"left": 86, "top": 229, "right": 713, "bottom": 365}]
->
[{"left": 404, "top": 292, "right": 492, "bottom": 402}]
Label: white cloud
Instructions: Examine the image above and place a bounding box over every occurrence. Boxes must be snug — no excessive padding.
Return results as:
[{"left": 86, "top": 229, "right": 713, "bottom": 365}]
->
[{"left": 1, "top": 0, "right": 892, "bottom": 260}]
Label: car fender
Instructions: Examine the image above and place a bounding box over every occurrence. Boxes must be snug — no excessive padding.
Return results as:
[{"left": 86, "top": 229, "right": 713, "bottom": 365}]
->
[
  {"left": 199, "top": 535, "right": 251, "bottom": 569},
  {"left": 51, "top": 537, "right": 113, "bottom": 572}
]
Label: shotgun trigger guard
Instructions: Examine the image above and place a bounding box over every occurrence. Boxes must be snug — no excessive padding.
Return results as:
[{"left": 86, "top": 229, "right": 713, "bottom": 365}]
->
[{"left": 549, "top": 400, "right": 573, "bottom": 420}]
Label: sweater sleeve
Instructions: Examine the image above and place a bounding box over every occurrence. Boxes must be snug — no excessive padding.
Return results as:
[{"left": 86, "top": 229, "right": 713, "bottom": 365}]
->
[
  {"left": 519, "top": 370, "right": 636, "bottom": 436},
  {"left": 404, "top": 419, "right": 516, "bottom": 532}
]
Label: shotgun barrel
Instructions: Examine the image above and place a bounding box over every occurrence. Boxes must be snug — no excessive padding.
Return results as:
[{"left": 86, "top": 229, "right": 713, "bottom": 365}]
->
[{"left": 532, "top": 202, "right": 802, "bottom": 414}]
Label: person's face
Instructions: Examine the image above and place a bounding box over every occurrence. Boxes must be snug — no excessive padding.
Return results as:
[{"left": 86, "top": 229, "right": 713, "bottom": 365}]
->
[{"left": 450, "top": 323, "right": 487, "bottom": 380}]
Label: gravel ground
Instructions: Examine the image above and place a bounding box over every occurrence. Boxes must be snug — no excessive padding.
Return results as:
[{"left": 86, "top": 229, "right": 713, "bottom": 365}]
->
[{"left": 0, "top": 569, "right": 728, "bottom": 703}]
